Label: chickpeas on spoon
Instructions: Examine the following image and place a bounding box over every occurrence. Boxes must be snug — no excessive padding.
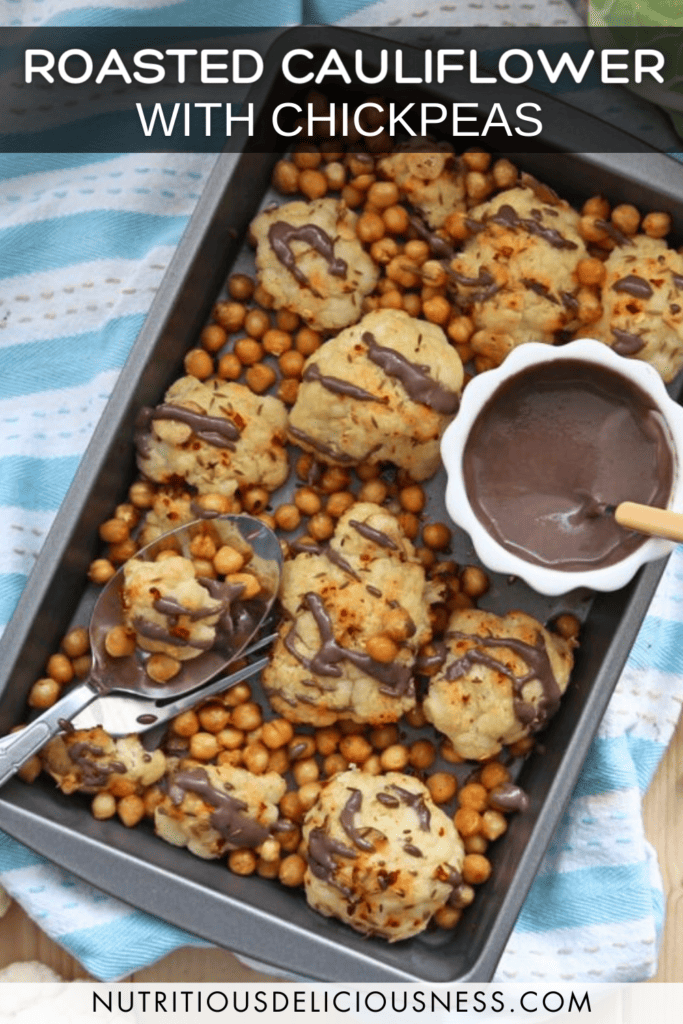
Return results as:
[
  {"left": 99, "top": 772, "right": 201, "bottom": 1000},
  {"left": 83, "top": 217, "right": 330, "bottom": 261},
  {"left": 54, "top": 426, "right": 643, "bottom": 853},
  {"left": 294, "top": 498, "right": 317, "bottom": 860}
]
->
[{"left": 0, "top": 515, "right": 282, "bottom": 789}]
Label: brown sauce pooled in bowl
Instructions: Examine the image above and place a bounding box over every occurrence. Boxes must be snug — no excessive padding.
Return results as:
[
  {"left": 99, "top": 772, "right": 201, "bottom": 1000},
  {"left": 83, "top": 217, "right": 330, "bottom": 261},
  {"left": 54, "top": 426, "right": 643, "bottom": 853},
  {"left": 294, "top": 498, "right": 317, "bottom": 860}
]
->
[{"left": 462, "top": 359, "right": 675, "bottom": 571}]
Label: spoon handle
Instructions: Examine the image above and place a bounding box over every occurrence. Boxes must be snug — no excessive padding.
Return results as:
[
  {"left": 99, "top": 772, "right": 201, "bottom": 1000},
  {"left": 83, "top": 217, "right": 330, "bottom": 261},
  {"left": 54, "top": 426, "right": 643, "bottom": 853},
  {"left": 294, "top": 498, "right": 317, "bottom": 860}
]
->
[
  {"left": 615, "top": 502, "right": 683, "bottom": 543},
  {"left": 0, "top": 681, "right": 99, "bottom": 788}
]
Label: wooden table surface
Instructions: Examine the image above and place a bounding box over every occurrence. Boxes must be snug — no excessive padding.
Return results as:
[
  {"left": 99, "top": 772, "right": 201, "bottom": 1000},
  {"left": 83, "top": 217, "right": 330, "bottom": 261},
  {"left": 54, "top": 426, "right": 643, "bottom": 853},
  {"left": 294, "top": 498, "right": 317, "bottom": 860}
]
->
[{"left": 1, "top": 704, "right": 681, "bottom": 984}]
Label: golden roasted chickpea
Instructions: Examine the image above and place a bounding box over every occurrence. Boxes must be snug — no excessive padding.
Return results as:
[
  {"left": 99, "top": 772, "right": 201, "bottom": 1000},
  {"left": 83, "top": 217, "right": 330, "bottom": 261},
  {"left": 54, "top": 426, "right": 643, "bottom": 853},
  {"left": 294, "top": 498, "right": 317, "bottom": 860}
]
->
[
  {"left": 426, "top": 771, "right": 458, "bottom": 805},
  {"left": 367, "top": 724, "right": 397, "bottom": 751},
  {"left": 441, "top": 738, "right": 464, "bottom": 764},
  {"left": 273, "top": 310, "right": 298, "bottom": 334},
  {"left": 444, "top": 211, "right": 471, "bottom": 241},
  {"left": 224, "top": 681, "right": 251, "bottom": 706},
  {"left": 308, "top": 511, "right": 335, "bottom": 541},
  {"left": 91, "top": 791, "right": 117, "bottom": 820},
  {"left": 242, "top": 308, "right": 269, "bottom": 339},
  {"left": 491, "top": 157, "right": 517, "bottom": 189},
  {"left": 262, "top": 718, "right": 295, "bottom": 750},
  {"left": 447, "top": 315, "right": 475, "bottom": 345},
  {"left": 108, "top": 538, "right": 138, "bottom": 565},
  {"left": 379, "top": 744, "right": 409, "bottom": 772},
  {"left": 173, "top": 709, "right": 200, "bottom": 737},
  {"left": 553, "top": 613, "right": 581, "bottom": 641},
  {"left": 465, "top": 170, "right": 492, "bottom": 202},
  {"left": 479, "top": 761, "right": 510, "bottom": 790},
  {"left": 370, "top": 237, "right": 400, "bottom": 265},
  {"left": 186, "top": 527, "right": 215, "bottom": 559},
  {"left": 217, "top": 726, "right": 244, "bottom": 750},
  {"left": 299, "top": 169, "right": 328, "bottom": 200},
  {"left": 642, "top": 211, "right": 671, "bottom": 238},
  {"left": 128, "top": 479, "right": 155, "bottom": 508},
  {"left": 118, "top": 795, "right": 145, "bottom": 828},
  {"left": 294, "top": 487, "right": 322, "bottom": 516},
  {"left": 460, "top": 565, "right": 489, "bottom": 599},
  {"left": 232, "top": 701, "right": 263, "bottom": 732},
  {"left": 267, "top": 748, "right": 290, "bottom": 775},
  {"left": 288, "top": 734, "right": 316, "bottom": 761},
  {"left": 228, "top": 849, "right": 257, "bottom": 875},
  {"left": 261, "top": 328, "right": 291, "bottom": 357},
  {"left": 576, "top": 256, "right": 607, "bottom": 287},
  {"left": 279, "top": 853, "right": 306, "bottom": 887},
  {"left": 189, "top": 732, "right": 220, "bottom": 761},
  {"left": 243, "top": 741, "right": 270, "bottom": 774},
  {"left": 323, "top": 752, "right": 348, "bottom": 776},
  {"left": 357, "top": 211, "right": 385, "bottom": 243},
  {"left": 227, "top": 572, "right": 261, "bottom": 600},
  {"left": 146, "top": 654, "right": 181, "bottom": 683},
  {"left": 28, "top": 677, "right": 60, "bottom": 709},
  {"left": 382, "top": 204, "right": 409, "bottom": 234},
  {"left": 292, "top": 757, "right": 319, "bottom": 786},
  {"left": 583, "top": 194, "right": 610, "bottom": 219},
  {"left": 341, "top": 184, "right": 363, "bottom": 208},
  {"left": 462, "top": 837, "right": 488, "bottom": 859},
  {"left": 213, "top": 545, "right": 244, "bottom": 575},
  {"left": 458, "top": 782, "right": 489, "bottom": 812},
  {"left": 217, "top": 352, "right": 242, "bottom": 380},
  {"left": 272, "top": 159, "right": 300, "bottom": 194},
  {"left": 397, "top": 510, "right": 420, "bottom": 540},
  {"left": 367, "top": 181, "right": 400, "bottom": 208},
  {"left": 104, "top": 626, "right": 136, "bottom": 659},
  {"left": 339, "top": 734, "right": 373, "bottom": 764},
  {"left": 73, "top": 654, "right": 92, "bottom": 678},
  {"left": 421, "top": 295, "right": 451, "bottom": 326},
  {"left": 326, "top": 491, "right": 355, "bottom": 518},
  {"left": 242, "top": 487, "right": 269, "bottom": 514},
  {"left": 228, "top": 273, "right": 254, "bottom": 302},
  {"left": 481, "top": 809, "right": 508, "bottom": 841},
  {"left": 578, "top": 215, "right": 608, "bottom": 244},
  {"left": 293, "top": 142, "right": 322, "bottom": 169},
  {"left": 99, "top": 517, "right": 129, "bottom": 544},
  {"left": 272, "top": 503, "right": 300, "bottom": 532},
  {"left": 405, "top": 703, "right": 427, "bottom": 729},
  {"left": 386, "top": 255, "right": 420, "bottom": 289},
  {"left": 279, "top": 350, "right": 305, "bottom": 379},
  {"left": 610, "top": 203, "right": 640, "bottom": 236},
  {"left": 315, "top": 726, "right": 341, "bottom": 756},
  {"left": 365, "top": 634, "right": 399, "bottom": 664},
  {"left": 422, "top": 522, "right": 452, "bottom": 551},
  {"left": 184, "top": 348, "right": 214, "bottom": 380},
  {"left": 198, "top": 703, "right": 231, "bottom": 734},
  {"left": 409, "top": 739, "right": 436, "bottom": 770},
  {"left": 454, "top": 807, "right": 482, "bottom": 837},
  {"left": 462, "top": 853, "right": 492, "bottom": 885},
  {"left": 234, "top": 337, "right": 263, "bottom": 366},
  {"left": 200, "top": 324, "right": 227, "bottom": 353},
  {"left": 280, "top": 790, "right": 304, "bottom": 823},
  {"left": 434, "top": 905, "right": 461, "bottom": 930},
  {"left": 399, "top": 484, "right": 426, "bottom": 513},
  {"left": 298, "top": 781, "right": 322, "bottom": 810},
  {"left": 277, "top": 378, "right": 299, "bottom": 406},
  {"left": 214, "top": 300, "right": 246, "bottom": 333},
  {"left": 324, "top": 161, "right": 346, "bottom": 190},
  {"left": 378, "top": 290, "right": 403, "bottom": 310},
  {"left": 245, "top": 363, "right": 277, "bottom": 394},
  {"left": 295, "top": 326, "right": 322, "bottom": 356}
]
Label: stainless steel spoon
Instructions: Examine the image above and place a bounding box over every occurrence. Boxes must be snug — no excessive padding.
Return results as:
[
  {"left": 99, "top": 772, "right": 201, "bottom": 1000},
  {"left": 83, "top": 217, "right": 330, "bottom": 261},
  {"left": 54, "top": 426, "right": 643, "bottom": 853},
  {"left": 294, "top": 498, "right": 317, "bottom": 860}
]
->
[{"left": 0, "top": 514, "right": 282, "bottom": 787}]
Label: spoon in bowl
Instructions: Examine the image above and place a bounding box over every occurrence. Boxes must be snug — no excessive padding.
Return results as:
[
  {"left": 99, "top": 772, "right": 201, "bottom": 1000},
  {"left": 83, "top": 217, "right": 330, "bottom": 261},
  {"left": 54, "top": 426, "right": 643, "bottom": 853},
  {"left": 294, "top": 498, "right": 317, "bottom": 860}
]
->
[
  {"left": 0, "top": 514, "right": 282, "bottom": 789},
  {"left": 612, "top": 501, "right": 683, "bottom": 543}
]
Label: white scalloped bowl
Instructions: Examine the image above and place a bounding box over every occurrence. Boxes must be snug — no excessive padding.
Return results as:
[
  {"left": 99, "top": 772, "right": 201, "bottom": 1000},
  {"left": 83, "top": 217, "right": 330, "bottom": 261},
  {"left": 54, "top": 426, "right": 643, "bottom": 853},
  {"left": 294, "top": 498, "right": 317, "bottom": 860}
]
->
[{"left": 441, "top": 339, "right": 683, "bottom": 596}]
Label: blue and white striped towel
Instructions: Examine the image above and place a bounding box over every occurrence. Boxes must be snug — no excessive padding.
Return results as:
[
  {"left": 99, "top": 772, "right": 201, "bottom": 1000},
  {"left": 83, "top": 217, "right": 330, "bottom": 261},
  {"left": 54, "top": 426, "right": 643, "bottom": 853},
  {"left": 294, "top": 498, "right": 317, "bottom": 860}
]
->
[{"left": 1, "top": 0, "right": 682, "bottom": 984}]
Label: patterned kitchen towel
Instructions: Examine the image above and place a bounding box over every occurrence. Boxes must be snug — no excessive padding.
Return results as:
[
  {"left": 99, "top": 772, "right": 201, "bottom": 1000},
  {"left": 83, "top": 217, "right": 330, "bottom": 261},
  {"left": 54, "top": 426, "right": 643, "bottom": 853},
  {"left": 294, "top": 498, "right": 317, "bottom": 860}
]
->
[{"left": 0, "top": 0, "right": 681, "bottom": 983}]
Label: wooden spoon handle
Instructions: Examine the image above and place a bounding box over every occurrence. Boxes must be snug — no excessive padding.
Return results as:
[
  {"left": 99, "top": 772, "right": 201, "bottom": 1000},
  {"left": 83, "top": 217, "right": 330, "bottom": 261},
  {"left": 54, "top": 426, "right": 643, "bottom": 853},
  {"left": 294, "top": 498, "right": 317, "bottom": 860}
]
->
[{"left": 615, "top": 502, "right": 683, "bottom": 542}]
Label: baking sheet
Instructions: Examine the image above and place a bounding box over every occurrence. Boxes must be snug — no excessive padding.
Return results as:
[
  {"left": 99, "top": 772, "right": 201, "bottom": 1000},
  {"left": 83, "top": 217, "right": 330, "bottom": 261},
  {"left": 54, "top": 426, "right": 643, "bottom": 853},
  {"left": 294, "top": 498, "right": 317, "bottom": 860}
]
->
[{"left": 0, "top": 27, "right": 681, "bottom": 983}]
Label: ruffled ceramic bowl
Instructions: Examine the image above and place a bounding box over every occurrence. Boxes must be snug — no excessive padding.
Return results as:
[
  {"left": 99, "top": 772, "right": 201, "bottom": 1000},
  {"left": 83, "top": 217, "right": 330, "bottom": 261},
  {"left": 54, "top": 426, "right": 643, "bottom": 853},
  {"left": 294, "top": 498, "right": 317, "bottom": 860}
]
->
[{"left": 441, "top": 338, "right": 683, "bottom": 596}]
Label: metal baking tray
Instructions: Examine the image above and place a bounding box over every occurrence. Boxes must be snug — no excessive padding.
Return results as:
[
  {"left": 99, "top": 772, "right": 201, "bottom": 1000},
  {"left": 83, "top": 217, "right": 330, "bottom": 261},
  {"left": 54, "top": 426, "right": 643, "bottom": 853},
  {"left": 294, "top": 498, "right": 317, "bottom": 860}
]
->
[{"left": 1, "top": 27, "right": 681, "bottom": 983}]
